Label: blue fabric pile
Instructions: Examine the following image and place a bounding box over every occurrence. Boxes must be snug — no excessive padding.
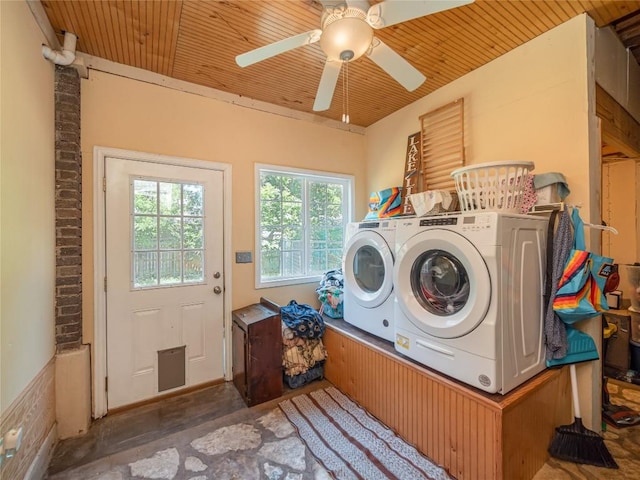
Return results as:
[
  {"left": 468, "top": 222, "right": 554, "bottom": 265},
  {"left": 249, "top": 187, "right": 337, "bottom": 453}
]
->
[
  {"left": 281, "top": 300, "right": 325, "bottom": 339},
  {"left": 316, "top": 269, "right": 344, "bottom": 319}
]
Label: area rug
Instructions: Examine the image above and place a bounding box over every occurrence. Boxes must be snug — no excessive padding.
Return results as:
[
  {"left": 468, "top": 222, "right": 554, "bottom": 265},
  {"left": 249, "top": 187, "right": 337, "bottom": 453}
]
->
[{"left": 279, "top": 386, "right": 452, "bottom": 480}]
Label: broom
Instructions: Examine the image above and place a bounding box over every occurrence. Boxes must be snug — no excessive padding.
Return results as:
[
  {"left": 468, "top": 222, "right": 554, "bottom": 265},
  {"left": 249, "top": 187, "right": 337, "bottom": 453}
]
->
[{"left": 548, "top": 363, "right": 618, "bottom": 469}]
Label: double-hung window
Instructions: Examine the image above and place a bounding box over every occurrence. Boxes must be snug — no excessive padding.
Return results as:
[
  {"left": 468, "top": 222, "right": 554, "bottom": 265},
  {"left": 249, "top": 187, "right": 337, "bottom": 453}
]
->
[{"left": 255, "top": 164, "right": 354, "bottom": 288}]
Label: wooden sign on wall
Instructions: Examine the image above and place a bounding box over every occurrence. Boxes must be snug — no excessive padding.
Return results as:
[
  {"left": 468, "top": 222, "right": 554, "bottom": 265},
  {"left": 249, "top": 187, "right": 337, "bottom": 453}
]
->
[{"left": 400, "top": 132, "right": 421, "bottom": 215}]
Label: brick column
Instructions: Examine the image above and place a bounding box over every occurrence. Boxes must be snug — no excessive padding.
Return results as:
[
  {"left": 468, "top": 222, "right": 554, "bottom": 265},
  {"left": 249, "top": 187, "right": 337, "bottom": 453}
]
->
[{"left": 55, "top": 65, "right": 82, "bottom": 352}]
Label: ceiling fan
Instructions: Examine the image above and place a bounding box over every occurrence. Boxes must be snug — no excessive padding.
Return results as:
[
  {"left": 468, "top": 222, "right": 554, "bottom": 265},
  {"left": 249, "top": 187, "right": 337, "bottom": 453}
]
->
[{"left": 236, "top": 0, "right": 474, "bottom": 113}]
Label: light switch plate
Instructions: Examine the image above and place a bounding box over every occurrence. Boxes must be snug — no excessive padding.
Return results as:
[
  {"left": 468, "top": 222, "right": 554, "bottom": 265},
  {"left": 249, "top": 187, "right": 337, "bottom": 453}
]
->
[{"left": 235, "top": 251, "right": 253, "bottom": 264}]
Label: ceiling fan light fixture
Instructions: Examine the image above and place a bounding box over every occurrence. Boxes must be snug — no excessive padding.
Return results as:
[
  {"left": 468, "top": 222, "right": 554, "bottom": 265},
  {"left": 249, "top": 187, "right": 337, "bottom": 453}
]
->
[{"left": 320, "top": 16, "right": 373, "bottom": 62}]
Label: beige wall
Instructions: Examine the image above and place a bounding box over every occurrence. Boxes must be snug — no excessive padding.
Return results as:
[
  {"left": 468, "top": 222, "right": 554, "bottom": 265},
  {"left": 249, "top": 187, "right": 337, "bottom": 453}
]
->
[
  {"left": 80, "top": 71, "right": 366, "bottom": 342},
  {"left": 602, "top": 160, "right": 640, "bottom": 303},
  {"left": 0, "top": 0, "right": 56, "bottom": 413}
]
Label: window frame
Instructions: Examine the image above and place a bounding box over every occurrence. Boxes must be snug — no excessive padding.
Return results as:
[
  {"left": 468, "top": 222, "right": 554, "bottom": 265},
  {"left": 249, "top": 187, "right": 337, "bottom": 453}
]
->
[{"left": 254, "top": 163, "right": 355, "bottom": 289}]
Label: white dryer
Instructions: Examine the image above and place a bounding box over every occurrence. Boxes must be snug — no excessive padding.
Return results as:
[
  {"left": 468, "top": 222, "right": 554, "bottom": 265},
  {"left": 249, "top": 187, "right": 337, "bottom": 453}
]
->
[
  {"left": 342, "top": 219, "right": 397, "bottom": 342},
  {"left": 393, "top": 212, "right": 547, "bottom": 394}
]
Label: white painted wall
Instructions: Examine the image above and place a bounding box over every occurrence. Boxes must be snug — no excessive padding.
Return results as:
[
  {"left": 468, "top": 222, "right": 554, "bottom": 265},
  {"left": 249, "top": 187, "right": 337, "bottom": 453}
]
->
[{"left": 0, "top": 0, "right": 56, "bottom": 413}]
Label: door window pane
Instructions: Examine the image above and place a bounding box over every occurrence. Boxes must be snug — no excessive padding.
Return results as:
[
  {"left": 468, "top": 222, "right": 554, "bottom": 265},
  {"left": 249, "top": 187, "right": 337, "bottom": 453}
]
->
[
  {"left": 132, "top": 179, "right": 205, "bottom": 288},
  {"left": 159, "top": 182, "right": 181, "bottom": 215},
  {"left": 184, "top": 218, "right": 204, "bottom": 249},
  {"left": 133, "top": 216, "right": 157, "bottom": 250},
  {"left": 159, "top": 217, "right": 182, "bottom": 249},
  {"left": 134, "top": 181, "right": 157, "bottom": 214},
  {"left": 160, "top": 251, "right": 182, "bottom": 285},
  {"left": 183, "top": 184, "right": 203, "bottom": 216},
  {"left": 134, "top": 251, "right": 158, "bottom": 287},
  {"left": 184, "top": 251, "right": 204, "bottom": 282}
]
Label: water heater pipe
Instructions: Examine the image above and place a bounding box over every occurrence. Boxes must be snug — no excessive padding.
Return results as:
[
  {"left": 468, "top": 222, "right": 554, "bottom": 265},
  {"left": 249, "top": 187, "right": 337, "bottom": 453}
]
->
[{"left": 42, "top": 31, "right": 77, "bottom": 66}]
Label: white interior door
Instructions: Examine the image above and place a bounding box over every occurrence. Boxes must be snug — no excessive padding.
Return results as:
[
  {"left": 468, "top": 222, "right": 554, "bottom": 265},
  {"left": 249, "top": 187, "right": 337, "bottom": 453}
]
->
[{"left": 105, "top": 157, "right": 225, "bottom": 409}]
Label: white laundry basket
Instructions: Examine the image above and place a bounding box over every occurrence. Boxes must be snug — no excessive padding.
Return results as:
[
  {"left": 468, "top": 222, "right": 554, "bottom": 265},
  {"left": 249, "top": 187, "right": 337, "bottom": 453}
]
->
[{"left": 451, "top": 161, "right": 534, "bottom": 213}]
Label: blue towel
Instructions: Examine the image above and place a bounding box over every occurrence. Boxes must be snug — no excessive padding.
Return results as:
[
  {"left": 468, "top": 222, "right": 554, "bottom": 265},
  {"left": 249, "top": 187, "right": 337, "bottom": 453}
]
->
[
  {"left": 534, "top": 173, "right": 570, "bottom": 200},
  {"left": 281, "top": 300, "right": 325, "bottom": 339}
]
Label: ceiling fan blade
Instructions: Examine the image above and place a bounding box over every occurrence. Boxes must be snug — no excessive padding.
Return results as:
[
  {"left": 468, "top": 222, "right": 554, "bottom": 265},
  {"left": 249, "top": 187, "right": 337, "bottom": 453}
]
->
[
  {"left": 313, "top": 60, "right": 342, "bottom": 111},
  {"left": 367, "top": 39, "right": 426, "bottom": 91},
  {"left": 236, "top": 29, "right": 322, "bottom": 67},
  {"left": 368, "top": 0, "right": 474, "bottom": 29}
]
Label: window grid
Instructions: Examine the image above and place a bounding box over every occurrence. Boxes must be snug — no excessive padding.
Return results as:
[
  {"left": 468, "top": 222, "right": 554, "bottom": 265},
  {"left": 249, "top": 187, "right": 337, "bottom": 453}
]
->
[
  {"left": 257, "top": 166, "right": 353, "bottom": 288},
  {"left": 131, "top": 179, "right": 205, "bottom": 289}
]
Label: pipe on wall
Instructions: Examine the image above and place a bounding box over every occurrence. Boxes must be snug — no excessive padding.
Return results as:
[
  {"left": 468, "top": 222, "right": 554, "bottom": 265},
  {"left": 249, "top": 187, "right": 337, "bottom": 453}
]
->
[{"left": 42, "top": 31, "right": 77, "bottom": 66}]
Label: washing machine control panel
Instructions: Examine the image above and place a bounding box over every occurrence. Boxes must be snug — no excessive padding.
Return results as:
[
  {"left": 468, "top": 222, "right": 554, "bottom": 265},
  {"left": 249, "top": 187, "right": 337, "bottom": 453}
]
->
[
  {"left": 419, "top": 217, "right": 458, "bottom": 226},
  {"left": 359, "top": 221, "right": 380, "bottom": 229}
]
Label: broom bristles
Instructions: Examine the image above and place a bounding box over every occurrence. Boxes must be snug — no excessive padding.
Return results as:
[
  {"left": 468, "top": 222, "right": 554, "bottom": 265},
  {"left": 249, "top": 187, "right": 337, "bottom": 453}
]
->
[{"left": 548, "top": 418, "right": 618, "bottom": 469}]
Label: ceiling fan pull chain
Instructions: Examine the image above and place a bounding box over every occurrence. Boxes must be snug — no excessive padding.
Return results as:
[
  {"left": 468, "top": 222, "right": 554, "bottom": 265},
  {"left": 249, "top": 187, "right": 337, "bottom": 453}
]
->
[
  {"left": 342, "top": 59, "right": 346, "bottom": 123},
  {"left": 343, "top": 60, "right": 350, "bottom": 124},
  {"left": 345, "top": 62, "right": 349, "bottom": 123}
]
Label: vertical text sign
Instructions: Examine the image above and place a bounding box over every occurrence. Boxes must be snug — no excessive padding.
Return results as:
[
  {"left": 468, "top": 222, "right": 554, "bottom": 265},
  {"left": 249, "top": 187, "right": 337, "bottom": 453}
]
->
[{"left": 401, "top": 132, "right": 421, "bottom": 215}]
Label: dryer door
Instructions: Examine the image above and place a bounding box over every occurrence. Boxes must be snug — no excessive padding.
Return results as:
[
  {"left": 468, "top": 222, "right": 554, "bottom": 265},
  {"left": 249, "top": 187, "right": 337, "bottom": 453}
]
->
[
  {"left": 343, "top": 230, "right": 394, "bottom": 308},
  {"left": 394, "top": 229, "right": 491, "bottom": 339}
]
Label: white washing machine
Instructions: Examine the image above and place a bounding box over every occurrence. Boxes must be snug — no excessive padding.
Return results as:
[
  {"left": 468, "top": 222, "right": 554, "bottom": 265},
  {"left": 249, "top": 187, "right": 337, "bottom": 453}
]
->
[
  {"left": 342, "top": 219, "right": 397, "bottom": 342},
  {"left": 393, "top": 212, "right": 547, "bottom": 394}
]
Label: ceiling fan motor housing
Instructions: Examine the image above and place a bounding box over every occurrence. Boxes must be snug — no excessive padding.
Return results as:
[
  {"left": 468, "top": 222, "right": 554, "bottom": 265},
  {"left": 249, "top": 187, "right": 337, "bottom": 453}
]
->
[{"left": 320, "top": 7, "right": 374, "bottom": 62}]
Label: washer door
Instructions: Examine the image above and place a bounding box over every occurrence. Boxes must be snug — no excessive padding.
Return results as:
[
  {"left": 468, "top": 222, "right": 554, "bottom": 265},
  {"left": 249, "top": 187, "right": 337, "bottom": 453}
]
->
[
  {"left": 343, "top": 230, "right": 394, "bottom": 308},
  {"left": 394, "top": 229, "right": 491, "bottom": 339}
]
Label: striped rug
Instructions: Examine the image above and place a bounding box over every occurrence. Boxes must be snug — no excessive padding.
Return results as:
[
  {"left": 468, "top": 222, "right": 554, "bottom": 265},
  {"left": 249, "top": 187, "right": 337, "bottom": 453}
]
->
[{"left": 279, "top": 387, "right": 452, "bottom": 480}]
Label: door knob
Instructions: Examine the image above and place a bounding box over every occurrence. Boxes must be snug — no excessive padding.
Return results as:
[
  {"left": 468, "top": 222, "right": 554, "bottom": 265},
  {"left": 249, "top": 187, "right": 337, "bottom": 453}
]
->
[
  {"left": 213, "top": 286, "right": 222, "bottom": 294},
  {"left": 213, "top": 272, "right": 221, "bottom": 279}
]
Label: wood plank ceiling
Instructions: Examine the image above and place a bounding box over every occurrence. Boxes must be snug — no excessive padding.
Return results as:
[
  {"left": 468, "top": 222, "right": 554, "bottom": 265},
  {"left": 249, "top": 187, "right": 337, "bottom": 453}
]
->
[{"left": 41, "top": 0, "right": 640, "bottom": 127}]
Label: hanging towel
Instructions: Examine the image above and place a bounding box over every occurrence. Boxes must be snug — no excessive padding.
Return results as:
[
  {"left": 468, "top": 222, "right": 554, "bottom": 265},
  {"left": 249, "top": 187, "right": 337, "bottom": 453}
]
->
[
  {"left": 544, "top": 208, "right": 572, "bottom": 361},
  {"left": 533, "top": 173, "right": 570, "bottom": 200}
]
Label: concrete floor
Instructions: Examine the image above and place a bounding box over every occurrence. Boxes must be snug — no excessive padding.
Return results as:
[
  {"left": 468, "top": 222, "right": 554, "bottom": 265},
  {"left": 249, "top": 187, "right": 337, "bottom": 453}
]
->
[
  {"left": 46, "top": 380, "right": 332, "bottom": 480},
  {"left": 46, "top": 378, "right": 640, "bottom": 479}
]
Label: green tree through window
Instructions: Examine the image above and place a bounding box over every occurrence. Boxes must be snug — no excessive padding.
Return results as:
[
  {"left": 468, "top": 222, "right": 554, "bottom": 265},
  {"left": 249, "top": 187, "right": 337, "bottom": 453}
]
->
[
  {"left": 132, "top": 179, "right": 205, "bottom": 288},
  {"left": 257, "top": 166, "right": 353, "bottom": 287}
]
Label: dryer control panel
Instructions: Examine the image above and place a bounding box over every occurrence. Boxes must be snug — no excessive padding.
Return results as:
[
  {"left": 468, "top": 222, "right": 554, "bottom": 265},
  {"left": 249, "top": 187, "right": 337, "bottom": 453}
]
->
[{"left": 359, "top": 221, "right": 381, "bottom": 229}]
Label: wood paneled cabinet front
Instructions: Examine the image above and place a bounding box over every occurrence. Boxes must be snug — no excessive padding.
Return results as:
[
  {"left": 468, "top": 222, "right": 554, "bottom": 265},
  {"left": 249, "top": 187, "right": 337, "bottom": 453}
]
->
[{"left": 232, "top": 299, "right": 283, "bottom": 406}]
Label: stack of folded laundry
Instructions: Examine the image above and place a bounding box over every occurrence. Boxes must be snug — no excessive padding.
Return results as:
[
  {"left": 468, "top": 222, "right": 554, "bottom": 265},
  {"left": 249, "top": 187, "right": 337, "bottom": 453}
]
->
[{"left": 281, "top": 300, "right": 327, "bottom": 389}]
